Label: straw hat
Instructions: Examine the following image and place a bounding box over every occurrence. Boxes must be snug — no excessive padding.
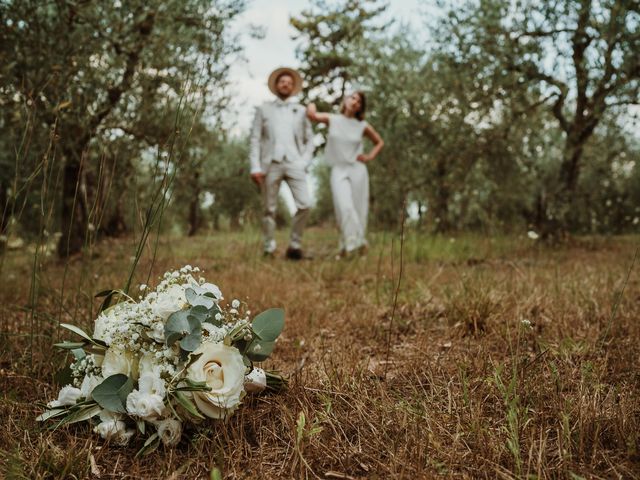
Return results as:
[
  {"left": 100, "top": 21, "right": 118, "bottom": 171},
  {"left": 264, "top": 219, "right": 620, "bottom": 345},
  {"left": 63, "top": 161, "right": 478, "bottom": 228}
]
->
[{"left": 268, "top": 67, "right": 303, "bottom": 96}]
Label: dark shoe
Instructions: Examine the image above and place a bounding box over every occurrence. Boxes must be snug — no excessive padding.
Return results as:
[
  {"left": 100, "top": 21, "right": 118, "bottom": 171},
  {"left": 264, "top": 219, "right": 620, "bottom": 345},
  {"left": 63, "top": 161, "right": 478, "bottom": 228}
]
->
[{"left": 285, "top": 247, "right": 303, "bottom": 261}]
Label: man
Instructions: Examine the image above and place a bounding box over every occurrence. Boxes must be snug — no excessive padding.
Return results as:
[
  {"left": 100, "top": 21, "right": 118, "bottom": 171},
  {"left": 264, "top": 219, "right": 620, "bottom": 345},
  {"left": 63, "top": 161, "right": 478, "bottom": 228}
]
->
[{"left": 249, "top": 67, "right": 314, "bottom": 260}]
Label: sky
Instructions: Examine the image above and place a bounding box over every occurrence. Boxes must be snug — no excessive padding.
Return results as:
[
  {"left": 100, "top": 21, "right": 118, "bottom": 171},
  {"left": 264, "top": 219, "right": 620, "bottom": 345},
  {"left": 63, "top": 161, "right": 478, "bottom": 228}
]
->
[{"left": 227, "top": 0, "right": 427, "bottom": 133}]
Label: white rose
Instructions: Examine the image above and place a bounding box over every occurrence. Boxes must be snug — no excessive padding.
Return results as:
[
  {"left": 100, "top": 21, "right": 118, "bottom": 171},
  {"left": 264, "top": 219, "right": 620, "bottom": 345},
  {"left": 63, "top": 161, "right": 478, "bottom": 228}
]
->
[
  {"left": 244, "top": 368, "right": 267, "bottom": 394},
  {"left": 94, "top": 410, "right": 135, "bottom": 445},
  {"left": 126, "top": 390, "right": 165, "bottom": 420},
  {"left": 155, "top": 418, "right": 182, "bottom": 447},
  {"left": 152, "top": 284, "right": 187, "bottom": 320},
  {"left": 186, "top": 343, "right": 246, "bottom": 419},
  {"left": 80, "top": 374, "right": 103, "bottom": 399},
  {"left": 47, "top": 385, "right": 82, "bottom": 408},
  {"left": 102, "top": 347, "right": 138, "bottom": 380},
  {"left": 138, "top": 372, "right": 166, "bottom": 398}
]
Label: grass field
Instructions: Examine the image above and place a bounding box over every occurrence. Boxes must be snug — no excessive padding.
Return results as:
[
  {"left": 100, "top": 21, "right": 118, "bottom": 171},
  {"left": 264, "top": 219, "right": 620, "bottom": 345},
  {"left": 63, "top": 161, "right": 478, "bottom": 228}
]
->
[{"left": 0, "top": 228, "right": 638, "bottom": 479}]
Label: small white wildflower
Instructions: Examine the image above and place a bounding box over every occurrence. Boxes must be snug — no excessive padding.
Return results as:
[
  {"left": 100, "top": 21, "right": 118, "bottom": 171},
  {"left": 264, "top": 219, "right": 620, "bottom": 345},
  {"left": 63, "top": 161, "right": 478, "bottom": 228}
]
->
[
  {"left": 230, "top": 308, "right": 238, "bottom": 315},
  {"left": 231, "top": 299, "right": 240, "bottom": 309},
  {"left": 139, "top": 284, "right": 148, "bottom": 291},
  {"left": 527, "top": 230, "right": 539, "bottom": 240},
  {"left": 215, "top": 313, "right": 223, "bottom": 321},
  {"left": 252, "top": 344, "right": 262, "bottom": 353},
  {"left": 521, "top": 319, "right": 532, "bottom": 329}
]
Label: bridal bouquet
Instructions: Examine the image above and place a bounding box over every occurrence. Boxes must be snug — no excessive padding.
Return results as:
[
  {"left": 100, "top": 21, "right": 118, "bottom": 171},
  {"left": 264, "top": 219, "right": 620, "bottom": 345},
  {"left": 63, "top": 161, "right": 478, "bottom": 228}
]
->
[{"left": 37, "top": 265, "right": 285, "bottom": 453}]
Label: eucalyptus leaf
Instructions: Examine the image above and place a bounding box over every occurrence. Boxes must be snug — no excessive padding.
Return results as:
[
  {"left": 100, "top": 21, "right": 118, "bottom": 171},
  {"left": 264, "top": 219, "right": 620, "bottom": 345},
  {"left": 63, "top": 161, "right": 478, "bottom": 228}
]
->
[
  {"left": 166, "top": 310, "right": 191, "bottom": 334},
  {"left": 92, "top": 374, "right": 133, "bottom": 413},
  {"left": 71, "top": 348, "right": 86, "bottom": 361},
  {"left": 179, "top": 331, "right": 202, "bottom": 352},
  {"left": 251, "top": 308, "right": 285, "bottom": 342},
  {"left": 246, "top": 339, "right": 276, "bottom": 362},
  {"left": 185, "top": 288, "right": 198, "bottom": 305},
  {"left": 166, "top": 331, "right": 183, "bottom": 347},
  {"left": 190, "top": 305, "right": 210, "bottom": 320}
]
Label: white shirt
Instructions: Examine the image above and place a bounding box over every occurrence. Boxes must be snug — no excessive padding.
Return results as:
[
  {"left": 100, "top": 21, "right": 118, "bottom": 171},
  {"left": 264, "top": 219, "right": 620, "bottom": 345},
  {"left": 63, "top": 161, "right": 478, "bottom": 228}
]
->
[
  {"left": 272, "top": 98, "right": 300, "bottom": 163},
  {"left": 325, "top": 114, "right": 367, "bottom": 166}
]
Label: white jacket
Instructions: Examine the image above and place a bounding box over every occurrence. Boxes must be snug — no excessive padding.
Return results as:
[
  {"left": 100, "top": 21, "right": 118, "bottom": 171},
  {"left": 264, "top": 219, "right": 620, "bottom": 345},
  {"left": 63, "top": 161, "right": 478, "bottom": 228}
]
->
[{"left": 249, "top": 99, "right": 314, "bottom": 174}]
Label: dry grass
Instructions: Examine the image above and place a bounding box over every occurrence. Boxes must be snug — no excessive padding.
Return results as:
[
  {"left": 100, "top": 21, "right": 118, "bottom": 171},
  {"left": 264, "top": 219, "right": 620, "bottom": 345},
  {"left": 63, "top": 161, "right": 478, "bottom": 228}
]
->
[{"left": 0, "top": 229, "right": 638, "bottom": 479}]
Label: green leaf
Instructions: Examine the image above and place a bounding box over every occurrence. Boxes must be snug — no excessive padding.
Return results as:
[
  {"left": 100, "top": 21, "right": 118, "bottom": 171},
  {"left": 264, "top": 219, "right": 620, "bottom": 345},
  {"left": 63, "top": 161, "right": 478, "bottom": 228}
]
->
[
  {"left": 189, "top": 305, "right": 210, "bottom": 320},
  {"left": 252, "top": 308, "right": 285, "bottom": 342},
  {"left": 185, "top": 378, "right": 210, "bottom": 390},
  {"left": 53, "top": 341, "right": 86, "bottom": 350},
  {"left": 172, "top": 391, "right": 205, "bottom": 419},
  {"left": 95, "top": 289, "right": 126, "bottom": 312},
  {"left": 71, "top": 348, "right": 86, "bottom": 361},
  {"left": 59, "top": 323, "right": 94, "bottom": 343},
  {"left": 265, "top": 370, "right": 288, "bottom": 391},
  {"left": 65, "top": 404, "right": 102, "bottom": 424},
  {"left": 137, "top": 419, "right": 146, "bottom": 435},
  {"left": 36, "top": 407, "right": 68, "bottom": 422},
  {"left": 186, "top": 289, "right": 215, "bottom": 309},
  {"left": 135, "top": 433, "right": 160, "bottom": 458},
  {"left": 179, "top": 331, "right": 202, "bottom": 352},
  {"left": 58, "top": 323, "right": 108, "bottom": 349},
  {"left": 92, "top": 374, "right": 133, "bottom": 413},
  {"left": 174, "top": 378, "right": 212, "bottom": 392},
  {"left": 166, "top": 331, "right": 182, "bottom": 347},
  {"left": 246, "top": 339, "right": 276, "bottom": 362}
]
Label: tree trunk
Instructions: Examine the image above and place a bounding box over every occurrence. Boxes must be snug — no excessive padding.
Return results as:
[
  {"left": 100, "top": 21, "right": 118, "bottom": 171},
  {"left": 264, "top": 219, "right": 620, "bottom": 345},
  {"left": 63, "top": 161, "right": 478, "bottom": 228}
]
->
[
  {"left": 57, "top": 155, "right": 88, "bottom": 257},
  {"left": 103, "top": 199, "right": 128, "bottom": 237},
  {"left": 187, "top": 171, "right": 201, "bottom": 236},
  {"left": 432, "top": 157, "right": 450, "bottom": 232},
  {"left": 0, "top": 179, "right": 8, "bottom": 235},
  {"left": 187, "top": 196, "right": 200, "bottom": 236}
]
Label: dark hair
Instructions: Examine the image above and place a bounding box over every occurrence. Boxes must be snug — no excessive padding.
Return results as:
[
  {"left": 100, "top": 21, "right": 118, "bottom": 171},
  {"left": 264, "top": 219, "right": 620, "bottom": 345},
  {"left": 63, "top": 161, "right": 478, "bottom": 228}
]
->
[{"left": 341, "top": 91, "right": 366, "bottom": 120}]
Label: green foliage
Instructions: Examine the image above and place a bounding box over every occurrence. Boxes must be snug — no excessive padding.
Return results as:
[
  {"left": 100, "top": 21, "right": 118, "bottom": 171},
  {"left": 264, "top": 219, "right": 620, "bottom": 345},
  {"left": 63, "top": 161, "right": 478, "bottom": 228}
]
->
[
  {"left": 293, "top": 0, "right": 639, "bottom": 234},
  {"left": 91, "top": 374, "right": 134, "bottom": 413},
  {"left": 291, "top": 0, "right": 387, "bottom": 107},
  {"left": 0, "top": 0, "right": 247, "bottom": 253}
]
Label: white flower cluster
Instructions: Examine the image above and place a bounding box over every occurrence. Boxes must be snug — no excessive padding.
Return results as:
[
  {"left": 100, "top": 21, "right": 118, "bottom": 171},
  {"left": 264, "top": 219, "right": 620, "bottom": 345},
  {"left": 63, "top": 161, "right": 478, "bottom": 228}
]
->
[{"left": 39, "top": 266, "right": 273, "bottom": 450}]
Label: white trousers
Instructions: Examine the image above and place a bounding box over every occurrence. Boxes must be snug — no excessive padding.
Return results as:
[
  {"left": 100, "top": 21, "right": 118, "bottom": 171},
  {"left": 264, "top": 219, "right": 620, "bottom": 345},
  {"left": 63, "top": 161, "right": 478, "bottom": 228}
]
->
[
  {"left": 330, "top": 162, "right": 369, "bottom": 252},
  {"left": 261, "top": 161, "right": 311, "bottom": 253}
]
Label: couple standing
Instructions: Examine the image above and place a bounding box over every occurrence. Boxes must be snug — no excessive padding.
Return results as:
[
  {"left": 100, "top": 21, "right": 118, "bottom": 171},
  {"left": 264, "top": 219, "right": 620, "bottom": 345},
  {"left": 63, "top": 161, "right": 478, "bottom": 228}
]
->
[{"left": 249, "top": 67, "right": 384, "bottom": 260}]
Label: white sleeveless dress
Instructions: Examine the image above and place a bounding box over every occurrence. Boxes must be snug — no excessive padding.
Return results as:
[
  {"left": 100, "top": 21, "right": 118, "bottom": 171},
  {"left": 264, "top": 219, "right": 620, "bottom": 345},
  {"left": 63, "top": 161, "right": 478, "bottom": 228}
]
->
[{"left": 324, "top": 114, "right": 369, "bottom": 253}]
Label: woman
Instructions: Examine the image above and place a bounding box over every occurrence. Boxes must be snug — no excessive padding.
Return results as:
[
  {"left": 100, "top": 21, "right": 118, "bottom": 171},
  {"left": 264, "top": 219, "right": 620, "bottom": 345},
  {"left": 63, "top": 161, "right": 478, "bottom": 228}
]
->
[{"left": 307, "top": 92, "right": 384, "bottom": 256}]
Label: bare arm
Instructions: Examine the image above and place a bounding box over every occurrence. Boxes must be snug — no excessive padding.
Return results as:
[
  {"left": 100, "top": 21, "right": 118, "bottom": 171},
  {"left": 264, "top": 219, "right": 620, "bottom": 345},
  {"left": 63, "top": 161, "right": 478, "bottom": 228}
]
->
[
  {"left": 306, "top": 103, "right": 330, "bottom": 124},
  {"left": 357, "top": 124, "right": 384, "bottom": 163}
]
